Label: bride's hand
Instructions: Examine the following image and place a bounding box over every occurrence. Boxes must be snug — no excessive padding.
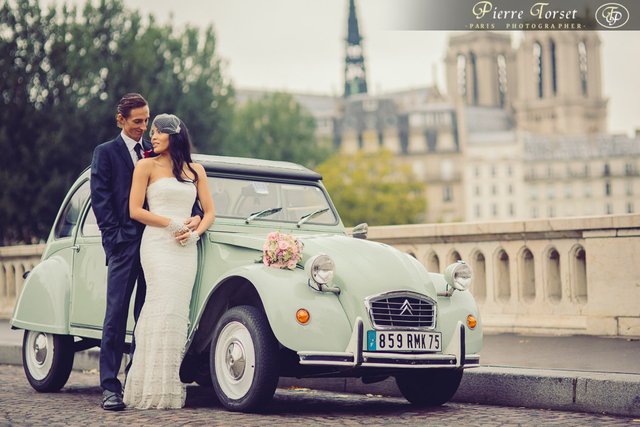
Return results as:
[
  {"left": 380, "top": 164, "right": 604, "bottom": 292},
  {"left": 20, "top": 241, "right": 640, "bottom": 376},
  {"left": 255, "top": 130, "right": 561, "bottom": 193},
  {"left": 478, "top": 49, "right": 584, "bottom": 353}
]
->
[
  {"left": 166, "top": 219, "right": 189, "bottom": 237},
  {"left": 174, "top": 228, "right": 192, "bottom": 245},
  {"left": 179, "top": 231, "right": 200, "bottom": 247}
]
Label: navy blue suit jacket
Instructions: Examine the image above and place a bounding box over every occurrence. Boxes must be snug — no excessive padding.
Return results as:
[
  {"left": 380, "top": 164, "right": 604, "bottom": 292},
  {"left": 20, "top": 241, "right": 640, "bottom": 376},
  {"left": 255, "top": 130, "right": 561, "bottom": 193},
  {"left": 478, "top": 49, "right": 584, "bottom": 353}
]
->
[{"left": 90, "top": 134, "right": 202, "bottom": 259}]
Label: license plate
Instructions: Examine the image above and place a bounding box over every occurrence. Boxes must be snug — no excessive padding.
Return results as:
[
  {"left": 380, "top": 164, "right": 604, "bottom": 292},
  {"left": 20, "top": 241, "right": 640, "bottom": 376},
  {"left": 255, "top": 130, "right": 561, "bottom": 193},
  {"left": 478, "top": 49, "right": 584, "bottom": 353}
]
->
[{"left": 367, "top": 330, "right": 441, "bottom": 352}]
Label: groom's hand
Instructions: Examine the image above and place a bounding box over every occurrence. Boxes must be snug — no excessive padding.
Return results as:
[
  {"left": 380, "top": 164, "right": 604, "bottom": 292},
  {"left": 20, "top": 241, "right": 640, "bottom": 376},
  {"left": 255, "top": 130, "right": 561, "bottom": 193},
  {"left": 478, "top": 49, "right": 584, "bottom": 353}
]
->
[
  {"left": 175, "top": 216, "right": 202, "bottom": 244},
  {"left": 184, "top": 216, "right": 201, "bottom": 231}
]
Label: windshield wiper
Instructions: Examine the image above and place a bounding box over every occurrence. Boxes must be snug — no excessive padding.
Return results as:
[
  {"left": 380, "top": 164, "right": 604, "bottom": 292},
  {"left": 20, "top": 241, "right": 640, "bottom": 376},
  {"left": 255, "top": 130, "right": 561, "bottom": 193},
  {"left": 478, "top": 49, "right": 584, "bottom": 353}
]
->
[
  {"left": 297, "top": 207, "right": 330, "bottom": 227},
  {"left": 245, "top": 207, "right": 282, "bottom": 224}
]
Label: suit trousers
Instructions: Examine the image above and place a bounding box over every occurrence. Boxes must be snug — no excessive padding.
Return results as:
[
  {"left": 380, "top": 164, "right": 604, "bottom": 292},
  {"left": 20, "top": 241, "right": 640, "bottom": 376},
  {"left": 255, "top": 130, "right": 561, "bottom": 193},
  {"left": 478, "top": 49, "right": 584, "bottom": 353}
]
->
[{"left": 99, "top": 240, "right": 146, "bottom": 393}]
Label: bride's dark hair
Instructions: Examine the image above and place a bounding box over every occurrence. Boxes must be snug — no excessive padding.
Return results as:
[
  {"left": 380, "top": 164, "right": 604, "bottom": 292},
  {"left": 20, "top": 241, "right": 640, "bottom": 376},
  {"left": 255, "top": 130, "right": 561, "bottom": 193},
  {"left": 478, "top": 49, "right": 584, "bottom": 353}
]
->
[{"left": 168, "top": 120, "right": 199, "bottom": 184}]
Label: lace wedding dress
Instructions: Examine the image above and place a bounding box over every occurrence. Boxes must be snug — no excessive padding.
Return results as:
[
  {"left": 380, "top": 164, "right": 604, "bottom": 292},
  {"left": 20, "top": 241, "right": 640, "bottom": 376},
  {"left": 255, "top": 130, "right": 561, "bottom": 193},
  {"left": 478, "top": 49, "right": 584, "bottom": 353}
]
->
[{"left": 123, "top": 177, "right": 197, "bottom": 409}]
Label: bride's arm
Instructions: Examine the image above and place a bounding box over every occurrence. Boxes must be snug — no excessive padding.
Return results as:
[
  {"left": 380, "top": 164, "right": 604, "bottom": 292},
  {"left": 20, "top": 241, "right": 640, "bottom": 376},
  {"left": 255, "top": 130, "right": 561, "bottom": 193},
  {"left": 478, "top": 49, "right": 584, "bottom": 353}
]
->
[
  {"left": 192, "top": 163, "right": 215, "bottom": 236},
  {"left": 129, "top": 159, "right": 173, "bottom": 228}
]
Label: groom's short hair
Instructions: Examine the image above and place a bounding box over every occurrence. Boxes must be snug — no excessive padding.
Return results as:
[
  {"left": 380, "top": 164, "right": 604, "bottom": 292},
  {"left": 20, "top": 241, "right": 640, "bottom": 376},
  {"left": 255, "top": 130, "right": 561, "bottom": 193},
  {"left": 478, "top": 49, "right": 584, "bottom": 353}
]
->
[{"left": 117, "top": 93, "right": 148, "bottom": 118}]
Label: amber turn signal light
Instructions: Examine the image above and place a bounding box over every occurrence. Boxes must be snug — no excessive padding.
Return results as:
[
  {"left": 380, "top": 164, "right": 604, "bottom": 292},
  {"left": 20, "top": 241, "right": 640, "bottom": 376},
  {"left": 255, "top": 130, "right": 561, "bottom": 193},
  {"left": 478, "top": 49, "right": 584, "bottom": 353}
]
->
[
  {"left": 296, "top": 309, "right": 310, "bottom": 325},
  {"left": 467, "top": 314, "right": 477, "bottom": 329}
]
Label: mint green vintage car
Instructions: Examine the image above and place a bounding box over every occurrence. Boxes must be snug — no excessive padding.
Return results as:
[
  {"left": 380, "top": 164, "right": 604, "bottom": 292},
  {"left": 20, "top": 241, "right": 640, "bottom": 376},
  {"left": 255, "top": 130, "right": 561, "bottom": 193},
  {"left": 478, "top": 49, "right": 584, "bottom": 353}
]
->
[{"left": 11, "top": 154, "right": 482, "bottom": 412}]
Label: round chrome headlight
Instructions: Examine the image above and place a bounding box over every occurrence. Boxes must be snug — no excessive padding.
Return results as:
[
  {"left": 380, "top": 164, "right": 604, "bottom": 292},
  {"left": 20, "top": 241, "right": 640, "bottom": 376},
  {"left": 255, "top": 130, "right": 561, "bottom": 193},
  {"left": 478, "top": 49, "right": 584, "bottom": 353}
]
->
[
  {"left": 444, "top": 261, "right": 472, "bottom": 291},
  {"left": 306, "top": 254, "right": 335, "bottom": 285}
]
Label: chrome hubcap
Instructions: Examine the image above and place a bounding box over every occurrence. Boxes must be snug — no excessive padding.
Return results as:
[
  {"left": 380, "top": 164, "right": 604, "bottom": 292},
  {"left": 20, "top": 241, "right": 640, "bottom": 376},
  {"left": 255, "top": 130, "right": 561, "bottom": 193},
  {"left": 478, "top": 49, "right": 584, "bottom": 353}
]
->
[
  {"left": 225, "top": 341, "right": 246, "bottom": 380},
  {"left": 215, "top": 320, "right": 256, "bottom": 400},
  {"left": 25, "top": 331, "right": 54, "bottom": 381},
  {"left": 33, "top": 333, "right": 48, "bottom": 365}
]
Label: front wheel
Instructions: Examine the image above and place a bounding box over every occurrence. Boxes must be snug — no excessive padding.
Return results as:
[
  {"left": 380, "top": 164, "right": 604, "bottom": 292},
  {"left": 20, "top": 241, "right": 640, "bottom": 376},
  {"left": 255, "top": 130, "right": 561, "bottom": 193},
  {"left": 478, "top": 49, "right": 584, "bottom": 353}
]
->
[
  {"left": 395, "top": 369, "right": 463, "bottom": 407},
  {"left": 209, "top": 305, "right": 279, "bottom": 412},
  {"left": 22, "top": 330, "right": 75, "bottom": 392}
]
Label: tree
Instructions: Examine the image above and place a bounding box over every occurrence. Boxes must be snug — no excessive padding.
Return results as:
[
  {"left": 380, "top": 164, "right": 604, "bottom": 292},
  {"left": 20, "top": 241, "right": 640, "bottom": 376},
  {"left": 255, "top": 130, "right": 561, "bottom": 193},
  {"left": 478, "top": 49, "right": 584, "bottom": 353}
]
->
[
  {"left": 0, "top": 0, "right": 233, "bottom": 243},
  {"left": 317, "top": 150, "right": 426, "bottom": 227},
  {"left": 224, "top": 92, "right": 332, "bottom": 168}
]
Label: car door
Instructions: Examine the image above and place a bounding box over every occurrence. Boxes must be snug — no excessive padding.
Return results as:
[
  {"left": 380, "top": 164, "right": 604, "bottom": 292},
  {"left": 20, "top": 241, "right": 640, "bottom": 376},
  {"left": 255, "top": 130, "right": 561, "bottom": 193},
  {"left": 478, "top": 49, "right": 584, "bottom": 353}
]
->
[{"left": 69, "top": 202, "right": 136, "bottom": 337}]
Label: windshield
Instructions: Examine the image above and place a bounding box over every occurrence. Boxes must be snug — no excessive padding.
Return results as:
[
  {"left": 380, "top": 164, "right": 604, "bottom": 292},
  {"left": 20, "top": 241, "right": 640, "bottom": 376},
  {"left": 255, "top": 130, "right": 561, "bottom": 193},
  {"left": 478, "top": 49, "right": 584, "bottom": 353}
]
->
[{"left": 208, "top": 176, "right": 338, "bottom": 225}]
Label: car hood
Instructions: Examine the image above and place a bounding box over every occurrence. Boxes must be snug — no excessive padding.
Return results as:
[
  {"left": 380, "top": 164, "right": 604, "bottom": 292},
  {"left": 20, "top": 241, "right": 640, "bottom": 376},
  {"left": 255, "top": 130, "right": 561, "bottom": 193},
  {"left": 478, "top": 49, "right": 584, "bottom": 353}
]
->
[{"left": 210, "top": 231, "right": 437, "bottom": 320}]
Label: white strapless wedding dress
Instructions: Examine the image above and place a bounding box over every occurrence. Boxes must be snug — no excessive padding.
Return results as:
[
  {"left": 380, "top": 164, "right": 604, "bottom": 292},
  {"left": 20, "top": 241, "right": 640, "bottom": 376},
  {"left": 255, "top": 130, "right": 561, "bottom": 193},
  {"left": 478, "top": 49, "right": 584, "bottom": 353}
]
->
[{"left": 123, "top": 177, "right": 197, "bottom": 409}]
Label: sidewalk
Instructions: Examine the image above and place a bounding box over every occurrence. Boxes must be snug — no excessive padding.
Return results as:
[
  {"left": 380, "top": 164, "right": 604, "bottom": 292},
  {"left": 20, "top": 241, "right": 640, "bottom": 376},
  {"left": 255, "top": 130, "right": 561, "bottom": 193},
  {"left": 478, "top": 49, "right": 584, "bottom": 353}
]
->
[{"left": 2, "top": 320, "right": 639, "bottom": 416}]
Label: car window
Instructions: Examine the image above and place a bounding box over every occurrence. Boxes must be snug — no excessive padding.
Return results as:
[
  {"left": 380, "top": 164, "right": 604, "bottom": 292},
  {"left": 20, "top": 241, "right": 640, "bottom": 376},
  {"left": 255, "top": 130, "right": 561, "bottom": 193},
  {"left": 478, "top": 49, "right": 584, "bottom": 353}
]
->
[
  {"left": 81, "top": 205, "right": 101, "bottom": 237},
  {"left": 54, "top": 180, "right": 90, "bottom": 239},
  {"left": 208, "top": 176, "right": 337, "bottom": 225}
]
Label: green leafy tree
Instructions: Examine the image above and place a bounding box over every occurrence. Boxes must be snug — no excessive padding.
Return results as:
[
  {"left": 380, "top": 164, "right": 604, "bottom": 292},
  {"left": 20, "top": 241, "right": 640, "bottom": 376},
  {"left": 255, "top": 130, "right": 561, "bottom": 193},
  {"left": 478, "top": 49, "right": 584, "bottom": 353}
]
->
[
  {"left": 317, "top": 150, "right": 427, "bottom": 227},
  {"left": 0, "top": 0, "right": 232, "bottom": 243},
  {"left": 225, "top": 92, "right": 332, "bottom": 168}
]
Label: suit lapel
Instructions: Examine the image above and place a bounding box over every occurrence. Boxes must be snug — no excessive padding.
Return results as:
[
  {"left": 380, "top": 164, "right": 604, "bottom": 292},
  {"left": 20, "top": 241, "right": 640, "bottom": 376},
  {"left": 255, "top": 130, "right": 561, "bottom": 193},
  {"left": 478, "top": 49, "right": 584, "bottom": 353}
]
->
[{"left": 114, "top": 135, "right": 134, "bottom": 171}]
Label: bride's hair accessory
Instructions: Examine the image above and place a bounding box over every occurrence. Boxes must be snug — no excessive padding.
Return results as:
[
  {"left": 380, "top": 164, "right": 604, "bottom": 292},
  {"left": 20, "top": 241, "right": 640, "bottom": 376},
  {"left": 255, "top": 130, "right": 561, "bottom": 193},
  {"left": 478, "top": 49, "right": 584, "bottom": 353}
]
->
[{"left": 152, "top": 113, "right": 182, "bottom": 135}]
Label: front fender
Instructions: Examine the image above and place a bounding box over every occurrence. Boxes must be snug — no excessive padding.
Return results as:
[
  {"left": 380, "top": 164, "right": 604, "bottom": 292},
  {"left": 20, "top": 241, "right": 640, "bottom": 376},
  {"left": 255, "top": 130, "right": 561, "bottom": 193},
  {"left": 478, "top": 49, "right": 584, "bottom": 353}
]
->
[
  {"left": 430, "top": 272, "right": 483, "bottom": 355},
  {"left": 11, "top": 255, "right": 71, "bottom": 334},
  {"left": 204, "top": 264, "right": 353, "bottom": 353}
]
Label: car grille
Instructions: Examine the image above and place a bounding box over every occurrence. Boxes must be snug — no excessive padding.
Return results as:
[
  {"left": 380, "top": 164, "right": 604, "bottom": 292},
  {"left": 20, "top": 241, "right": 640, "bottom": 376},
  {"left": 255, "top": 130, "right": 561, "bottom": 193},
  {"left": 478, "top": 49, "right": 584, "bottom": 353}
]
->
[{"left": 367, "top": 293, "right": 436, "bottom": 330}]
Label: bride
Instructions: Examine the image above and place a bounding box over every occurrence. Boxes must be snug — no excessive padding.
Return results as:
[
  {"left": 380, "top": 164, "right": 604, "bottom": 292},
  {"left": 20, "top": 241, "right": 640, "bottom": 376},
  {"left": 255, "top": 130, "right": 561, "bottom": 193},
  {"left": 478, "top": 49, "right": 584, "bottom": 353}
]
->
[{"left": 124, "top": 113, "right": 215, "bottom": 409}]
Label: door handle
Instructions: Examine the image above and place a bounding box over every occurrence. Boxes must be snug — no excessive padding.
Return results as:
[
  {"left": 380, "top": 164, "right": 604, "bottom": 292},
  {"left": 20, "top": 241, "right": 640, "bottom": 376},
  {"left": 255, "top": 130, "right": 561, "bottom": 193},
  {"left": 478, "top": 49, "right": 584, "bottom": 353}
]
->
[{"left": 71, "top": 245, "right": 80, "bottom": 253}]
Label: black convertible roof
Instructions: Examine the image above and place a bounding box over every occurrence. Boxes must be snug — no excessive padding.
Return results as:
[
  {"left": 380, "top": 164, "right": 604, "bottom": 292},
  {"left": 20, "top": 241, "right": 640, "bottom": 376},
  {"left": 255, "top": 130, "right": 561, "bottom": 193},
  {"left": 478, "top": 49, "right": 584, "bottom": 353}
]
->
[{"left": 192, "top": 154, "right": 322, "bottom": 181}]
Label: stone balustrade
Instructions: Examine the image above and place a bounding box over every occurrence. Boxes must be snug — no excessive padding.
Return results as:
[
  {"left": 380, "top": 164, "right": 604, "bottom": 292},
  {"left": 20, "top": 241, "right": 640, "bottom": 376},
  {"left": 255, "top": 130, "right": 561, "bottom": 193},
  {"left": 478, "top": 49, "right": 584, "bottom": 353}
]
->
[
  {"left": 1, "top": 214, "right": 639, "bottom": 336},
  {"left": 369, "top": 214, "right": 640, "bottom": 337}
]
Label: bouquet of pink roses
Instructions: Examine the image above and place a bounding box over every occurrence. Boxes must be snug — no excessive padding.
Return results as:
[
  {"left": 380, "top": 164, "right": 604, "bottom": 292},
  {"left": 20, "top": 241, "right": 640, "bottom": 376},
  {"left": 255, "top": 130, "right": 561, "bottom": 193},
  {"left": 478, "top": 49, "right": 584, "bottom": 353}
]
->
[{"left": 262, "top": 231, "right": 304, "bottom": 270}]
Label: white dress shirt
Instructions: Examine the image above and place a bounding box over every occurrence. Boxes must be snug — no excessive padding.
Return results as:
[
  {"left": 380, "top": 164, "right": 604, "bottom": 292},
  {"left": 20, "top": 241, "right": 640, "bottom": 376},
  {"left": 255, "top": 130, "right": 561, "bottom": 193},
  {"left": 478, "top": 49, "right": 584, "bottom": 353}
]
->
[{"left": 121, "top": 131, "right": 143, "bottom": 166}]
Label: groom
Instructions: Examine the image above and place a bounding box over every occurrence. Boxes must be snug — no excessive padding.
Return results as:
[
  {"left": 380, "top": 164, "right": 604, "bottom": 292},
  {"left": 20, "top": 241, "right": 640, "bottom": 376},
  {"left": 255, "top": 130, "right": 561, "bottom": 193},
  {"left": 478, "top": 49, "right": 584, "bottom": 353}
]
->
[{"left": 91, "top": 93, "right": 202, "bottom": 410}]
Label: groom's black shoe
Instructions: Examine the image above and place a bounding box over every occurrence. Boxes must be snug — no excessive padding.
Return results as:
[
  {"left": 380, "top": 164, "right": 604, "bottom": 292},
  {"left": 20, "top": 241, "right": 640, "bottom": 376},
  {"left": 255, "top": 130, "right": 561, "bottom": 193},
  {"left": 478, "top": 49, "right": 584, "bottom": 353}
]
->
[{"left": 102, "top": 390, "right": 126, "bottom": 411}]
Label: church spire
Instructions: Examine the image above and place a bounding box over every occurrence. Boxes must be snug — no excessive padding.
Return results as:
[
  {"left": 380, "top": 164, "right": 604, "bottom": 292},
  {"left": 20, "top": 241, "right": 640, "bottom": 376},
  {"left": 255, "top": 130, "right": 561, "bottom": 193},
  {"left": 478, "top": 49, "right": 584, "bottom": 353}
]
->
[{"left": 344, "top": 0, "right": 368, "bottom": 98}]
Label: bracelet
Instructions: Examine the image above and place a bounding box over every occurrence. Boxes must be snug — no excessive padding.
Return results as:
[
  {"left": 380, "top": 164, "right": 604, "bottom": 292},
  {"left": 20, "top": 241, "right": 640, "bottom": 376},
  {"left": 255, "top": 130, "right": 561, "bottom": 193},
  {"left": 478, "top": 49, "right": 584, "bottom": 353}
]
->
[
  {"left": 166, "top": 219, "right": 188, "bottom": 236},
  {"left": 180, "top": 231, "right": 200, "bottom": 247}
]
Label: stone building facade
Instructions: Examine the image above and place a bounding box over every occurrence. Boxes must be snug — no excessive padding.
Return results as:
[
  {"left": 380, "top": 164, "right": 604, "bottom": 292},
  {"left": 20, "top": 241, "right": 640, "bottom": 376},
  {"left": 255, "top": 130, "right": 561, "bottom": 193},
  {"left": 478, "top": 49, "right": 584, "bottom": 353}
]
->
[{"left": 238, "top": 30, "right": 640, "bottom": 223}]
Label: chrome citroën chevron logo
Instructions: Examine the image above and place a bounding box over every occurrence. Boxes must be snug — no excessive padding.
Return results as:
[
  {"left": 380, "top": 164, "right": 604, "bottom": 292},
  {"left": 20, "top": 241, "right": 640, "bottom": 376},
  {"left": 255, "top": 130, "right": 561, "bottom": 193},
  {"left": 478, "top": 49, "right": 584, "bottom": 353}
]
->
[{"left": 399, "top": 299, "right": 414, "bottom": 316}]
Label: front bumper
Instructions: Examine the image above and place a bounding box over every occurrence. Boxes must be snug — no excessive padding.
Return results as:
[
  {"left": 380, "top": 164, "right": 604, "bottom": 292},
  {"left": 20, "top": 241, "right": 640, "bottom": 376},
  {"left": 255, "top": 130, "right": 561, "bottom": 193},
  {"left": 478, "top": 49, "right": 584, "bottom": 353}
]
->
[{"left": 298, "top": 317, "right": 480, "bottom": 369}]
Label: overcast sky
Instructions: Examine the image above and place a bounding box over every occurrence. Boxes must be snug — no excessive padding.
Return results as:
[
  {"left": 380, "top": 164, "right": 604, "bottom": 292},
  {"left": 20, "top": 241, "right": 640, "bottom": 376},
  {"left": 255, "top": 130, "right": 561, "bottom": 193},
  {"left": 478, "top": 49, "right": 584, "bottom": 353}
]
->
[{"left": 53, "top": 0, "right": 640, "bottom": 136}]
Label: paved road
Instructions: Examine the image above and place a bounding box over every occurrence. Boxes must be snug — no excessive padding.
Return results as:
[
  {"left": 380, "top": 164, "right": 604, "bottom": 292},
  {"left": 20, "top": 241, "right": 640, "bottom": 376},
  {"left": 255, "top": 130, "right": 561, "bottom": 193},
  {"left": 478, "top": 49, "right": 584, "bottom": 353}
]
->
[
  {"left": 0, "top": 364, "right": 637, "bottom": 426},
  {"left": 4, "top": 320, "right": 639, "bottom": 374}
]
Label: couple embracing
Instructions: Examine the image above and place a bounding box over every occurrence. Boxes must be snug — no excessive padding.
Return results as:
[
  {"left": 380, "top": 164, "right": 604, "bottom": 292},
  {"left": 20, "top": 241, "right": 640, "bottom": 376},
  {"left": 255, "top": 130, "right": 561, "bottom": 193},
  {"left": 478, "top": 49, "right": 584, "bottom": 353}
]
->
[{"left": 90, "top": 93, "right": 215, "bottom": 410}]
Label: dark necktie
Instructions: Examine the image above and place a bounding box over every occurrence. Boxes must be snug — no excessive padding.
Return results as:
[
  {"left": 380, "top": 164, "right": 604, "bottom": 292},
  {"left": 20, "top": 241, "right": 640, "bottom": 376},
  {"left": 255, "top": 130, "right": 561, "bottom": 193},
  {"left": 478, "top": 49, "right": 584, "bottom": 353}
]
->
[{"left": 134, "top": 143, "right": 143, "bottom": 160}]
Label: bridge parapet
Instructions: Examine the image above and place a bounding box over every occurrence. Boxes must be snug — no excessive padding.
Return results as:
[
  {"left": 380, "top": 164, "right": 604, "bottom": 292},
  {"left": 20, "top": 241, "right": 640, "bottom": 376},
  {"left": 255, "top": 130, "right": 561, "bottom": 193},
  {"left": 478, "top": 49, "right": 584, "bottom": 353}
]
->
[
  {"left": 369, "top": 214, "right": 640, "bottom": 336},
  {"left": 1, "top": 214, "right": 638, "bottom": 336}
]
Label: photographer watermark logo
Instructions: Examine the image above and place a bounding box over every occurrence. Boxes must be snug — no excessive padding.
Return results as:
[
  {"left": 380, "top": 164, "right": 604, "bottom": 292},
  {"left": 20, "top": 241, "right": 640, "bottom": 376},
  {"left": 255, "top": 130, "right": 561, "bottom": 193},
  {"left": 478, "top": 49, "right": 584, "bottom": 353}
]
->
[{"left": 595, "top": 3, "right": 630, "bottom": 28}]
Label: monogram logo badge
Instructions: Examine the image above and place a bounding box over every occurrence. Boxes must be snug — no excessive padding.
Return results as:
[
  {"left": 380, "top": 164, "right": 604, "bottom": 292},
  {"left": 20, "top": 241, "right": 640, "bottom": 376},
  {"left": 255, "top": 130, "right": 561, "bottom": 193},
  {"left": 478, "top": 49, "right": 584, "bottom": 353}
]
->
[{"left": 596, "top": 3, "right": 630, "bottom": 29}]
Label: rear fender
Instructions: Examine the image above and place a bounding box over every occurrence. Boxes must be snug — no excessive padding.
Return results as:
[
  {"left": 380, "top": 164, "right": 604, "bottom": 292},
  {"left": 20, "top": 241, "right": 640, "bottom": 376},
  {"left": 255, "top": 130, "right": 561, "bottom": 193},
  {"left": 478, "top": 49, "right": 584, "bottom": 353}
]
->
[{"left": 11, "top": 256, "right": 71, "bottom": 334}]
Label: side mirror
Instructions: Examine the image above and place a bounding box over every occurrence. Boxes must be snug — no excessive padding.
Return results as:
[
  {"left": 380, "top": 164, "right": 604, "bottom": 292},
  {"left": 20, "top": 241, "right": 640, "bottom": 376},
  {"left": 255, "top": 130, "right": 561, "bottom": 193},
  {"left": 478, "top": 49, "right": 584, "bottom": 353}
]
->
[{"left": 352, "top": 223, "right": 368, "bottom": 239}]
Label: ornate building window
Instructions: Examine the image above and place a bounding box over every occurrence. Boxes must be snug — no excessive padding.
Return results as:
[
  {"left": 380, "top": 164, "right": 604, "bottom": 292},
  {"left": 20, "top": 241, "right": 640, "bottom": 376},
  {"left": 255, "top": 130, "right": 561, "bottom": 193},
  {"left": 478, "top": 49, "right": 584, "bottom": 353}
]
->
[
  {"left": 457, "top": 54, "right": 467, "bottom": 100},
  {"left": 578, "top": 40, "right": 588, "bottom": 96},
  {"left": 443, "top": 185, "right": 452, "bottom": 202},
  {"left": 550, "top": 39, "right": 558, "bottom": 95},
  {"left": 497, "top": 54, "right": 508, "bottom": 108},
  {"left": 469, "top": 51, "right": 479, "bottom": 105},
  {"left": 533, "top": 42, "right": 544, "bottom": 98}
]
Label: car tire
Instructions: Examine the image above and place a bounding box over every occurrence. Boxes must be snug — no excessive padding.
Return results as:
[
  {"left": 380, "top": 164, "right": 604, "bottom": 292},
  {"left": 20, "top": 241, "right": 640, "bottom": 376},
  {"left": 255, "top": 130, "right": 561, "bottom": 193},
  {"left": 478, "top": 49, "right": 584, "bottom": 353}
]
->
[
  {"left": 209, "top": 305, "right": 279, "bottom": 412},
  {"left": 395, "top": 368, "right": 463, "bottom": 406},
  {"left": 22, "top": 330, "right": 75, "bottom": 392}
]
